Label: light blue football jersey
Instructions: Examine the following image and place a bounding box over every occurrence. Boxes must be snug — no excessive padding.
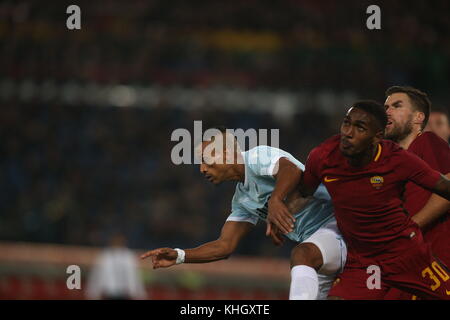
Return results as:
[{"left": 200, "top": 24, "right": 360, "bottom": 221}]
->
[{"left": 226, "top": 145, "right": 335, "bottom": 243}]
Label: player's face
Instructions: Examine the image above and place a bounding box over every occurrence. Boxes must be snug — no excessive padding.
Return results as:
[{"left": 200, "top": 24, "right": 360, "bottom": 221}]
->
[
  {"left": 384, "top": 93, "right": 415, "bottom": 142},
  {"left": 198, "top": 141, "right": 230, "bottom": 185},
  {"left": 340, "top": 107, "right": 380, "bottom": 158},
  {"left": 426, "top": 112, "right": 450, "bottom": 141}
]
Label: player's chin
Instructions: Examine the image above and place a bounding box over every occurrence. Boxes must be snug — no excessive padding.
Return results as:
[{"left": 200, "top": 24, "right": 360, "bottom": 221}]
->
[{"left": 339, "top": 145, "right": 352, "bottom": 156}]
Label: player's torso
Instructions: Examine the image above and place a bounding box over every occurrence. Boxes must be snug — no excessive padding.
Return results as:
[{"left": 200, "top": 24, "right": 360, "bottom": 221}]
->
[
  {"left": 317, "top": 141, "right": 415, "bottom": 253},
  {"left": 321, "top": 166, "right": 404, "bottom": 213},
  {"left": 233, "top": 173, "right": 274, "bottom": 221}
]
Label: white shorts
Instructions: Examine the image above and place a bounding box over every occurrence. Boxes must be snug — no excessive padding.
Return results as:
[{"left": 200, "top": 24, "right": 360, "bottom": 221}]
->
[{"left": 302, "top": 220, "right": 347, "bottom": 300}]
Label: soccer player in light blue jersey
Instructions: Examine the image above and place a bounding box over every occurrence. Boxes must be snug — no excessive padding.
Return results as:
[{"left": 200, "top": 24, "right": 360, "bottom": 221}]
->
[{"left": 141, "top": 127, "right": 347, "bottom": 300}]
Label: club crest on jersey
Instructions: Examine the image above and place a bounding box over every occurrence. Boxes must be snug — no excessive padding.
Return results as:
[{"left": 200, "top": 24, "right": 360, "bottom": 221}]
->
[{"left": 370, "top": 176, "right": 384, "bottom": 189}]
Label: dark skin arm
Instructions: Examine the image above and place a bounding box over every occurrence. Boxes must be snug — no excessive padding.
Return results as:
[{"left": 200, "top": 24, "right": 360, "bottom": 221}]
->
[
  {"left": 266, "top": 157, "right": 303, "bottom": 235},
  {"left": 140, "top": 221, "right": 253, "bottom": 269},
  {"left": 428, "top": 174, "right": 450, "bottom": 200}
]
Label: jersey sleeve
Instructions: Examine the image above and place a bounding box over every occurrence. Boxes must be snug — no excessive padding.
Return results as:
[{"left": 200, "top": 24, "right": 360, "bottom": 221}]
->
[
  {"left": 398, "top": 149, "right": 443, "bottom": 190},
  {"left": 226, "top": 207, "right": 259, "bottom": 225},
  {"left": 302, "top": 146, "right": 323, "bottom": 192},
  {"left": 246, "top": 146, "right": 304, "bottom": 177}
]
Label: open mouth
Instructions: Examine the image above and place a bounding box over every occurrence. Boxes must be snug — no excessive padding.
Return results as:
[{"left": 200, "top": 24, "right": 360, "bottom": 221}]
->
[{"left": 341, "top": 139, "right": 352, "bottom": 149}]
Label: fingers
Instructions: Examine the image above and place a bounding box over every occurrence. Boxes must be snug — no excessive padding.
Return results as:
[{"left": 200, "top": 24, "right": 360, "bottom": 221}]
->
[
  {"left": 141, "top": 248, "right": 176, "bottom": 269},
  {"left": 272, "top": 232, "right": 284, "bottom": 246},
  {"left": 140, "top": 248, "right": 164, "bottom": 260},
  {"left": 151, "top": 256, "right": 161, "bottom": 269},
  {"left": 270, "top": 231, "right": 282, "bottom": 246},
  {"left": 267, "top": 223, "right": 285, "bottom": 246},
  {"left": 268, "top": 201, "right": 296, "bottom": 234},
  {"left": 281, "top": 207, "right": 295, "bottom": 232},
  {"left": 266, "top": 222, "right": 272, "bottom": 236},
  {"left": 272, "top": 211, "right": 294, "bottom": 234}
]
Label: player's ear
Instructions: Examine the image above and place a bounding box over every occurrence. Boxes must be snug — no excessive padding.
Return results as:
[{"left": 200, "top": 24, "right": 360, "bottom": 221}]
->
[{"left": 414, "top": 111, "right": 425, "bottom": 127}]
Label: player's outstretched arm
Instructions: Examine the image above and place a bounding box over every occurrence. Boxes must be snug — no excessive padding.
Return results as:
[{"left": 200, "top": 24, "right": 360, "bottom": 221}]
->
[
  {"left": 140, "top": 221, "right": 253, "bottom": 269},
  {"left": 267, "top": 157, "right": 302, "bottom": 234},
  {"left": 413, "top": 172, "right": 450, "bottom": 229}
]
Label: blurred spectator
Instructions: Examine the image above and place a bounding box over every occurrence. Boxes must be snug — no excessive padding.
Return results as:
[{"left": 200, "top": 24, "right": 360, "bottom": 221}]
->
[
  {"left": 86, "top": 233, "right": 147, "bottom": 300},
  {"left": 425, "top": 109, "right": 450, "bottom": 143}
]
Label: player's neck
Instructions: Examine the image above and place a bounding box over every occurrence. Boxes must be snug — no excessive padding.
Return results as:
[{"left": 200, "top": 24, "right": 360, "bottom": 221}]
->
[
  {"left": 228, "top": 164, "right": 245, "bottom": 182},
  {"left": 347, "top": 144, "right": 378, "bottom": 167},
  {"left": 398, "top": 129, "right": 422, "bottom": 150}
]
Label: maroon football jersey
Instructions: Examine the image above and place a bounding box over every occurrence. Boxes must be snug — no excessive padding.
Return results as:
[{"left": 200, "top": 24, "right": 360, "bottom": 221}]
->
[
  {"left": 303, "top": 135, "right": 442, "bottom": 261},
  {"left": 405, "top": 131, "right": 450, "bottom": 217}
]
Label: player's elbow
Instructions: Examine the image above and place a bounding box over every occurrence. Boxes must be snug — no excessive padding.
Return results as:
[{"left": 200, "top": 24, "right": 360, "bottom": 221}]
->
[
  {"left": 435, "top": 174, "right": 450, "bottom": 200},
  {"left": 216, "top": 241, "right": 235, "bottom": 260}
]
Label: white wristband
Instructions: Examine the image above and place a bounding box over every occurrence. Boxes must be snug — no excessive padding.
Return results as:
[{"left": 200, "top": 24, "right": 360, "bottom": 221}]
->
[{"left": 174, "top": 248, "right": 185, "bottom": 264}]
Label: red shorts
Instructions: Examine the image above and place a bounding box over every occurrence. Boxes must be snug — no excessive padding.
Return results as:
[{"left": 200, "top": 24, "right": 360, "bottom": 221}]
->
[
  {"left": 328, "top": 228, "right": 450, "bottom": 300},
  {"left": 383, "top": 216, "right": 450, "bottom": 300},
  {"left": 424, "top": 214, "right": 450, "bottom": 266}
]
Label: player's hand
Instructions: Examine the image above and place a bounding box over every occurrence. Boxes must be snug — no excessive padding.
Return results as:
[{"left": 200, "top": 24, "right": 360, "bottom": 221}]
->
[
  {"left": 265, "top": 222, "right": 285, "bottom": 246},
  {"left": 140, "top": 248, "right": 178, "bottom": 269},
  {"left": 267, "top": 197, "right": 295, "bottom": 234}
]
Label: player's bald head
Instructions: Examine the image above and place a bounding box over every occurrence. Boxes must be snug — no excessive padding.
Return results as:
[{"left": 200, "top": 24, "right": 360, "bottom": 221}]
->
[{"left": 195, "top": 125, "right": 241, "bottom": 165}]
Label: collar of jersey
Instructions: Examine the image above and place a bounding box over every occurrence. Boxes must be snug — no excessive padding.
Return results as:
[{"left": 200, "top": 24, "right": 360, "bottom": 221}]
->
[{"left": 373, "top": 143, "right": 382, "bottom": 162}]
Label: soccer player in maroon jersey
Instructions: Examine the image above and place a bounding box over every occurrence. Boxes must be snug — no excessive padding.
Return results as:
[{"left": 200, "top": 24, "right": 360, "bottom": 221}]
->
[
  {"left": 281, "top": 100, "right": 450, "bottom": 299},
  {"left": 382, "top": 86, "right": 450, "bottom": 300}
]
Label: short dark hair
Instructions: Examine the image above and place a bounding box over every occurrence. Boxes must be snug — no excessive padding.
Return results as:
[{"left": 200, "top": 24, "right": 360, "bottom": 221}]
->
[
  {"left": 351, "top": 100, "right": 387, "bottom": 131},
  {"left": 385, "top": 86, "right": 431, "bottom": 130}
]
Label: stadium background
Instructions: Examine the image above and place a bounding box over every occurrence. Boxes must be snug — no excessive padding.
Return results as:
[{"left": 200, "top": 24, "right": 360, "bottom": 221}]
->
[{"left": 0, "top": 0, "right": 449, "bottom": 299}]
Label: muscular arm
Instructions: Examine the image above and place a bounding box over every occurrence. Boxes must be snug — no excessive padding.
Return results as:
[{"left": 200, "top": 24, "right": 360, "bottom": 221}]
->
[
  {"left": 184, "top": 221, "right": 253, "bottom": 263},
  {"left": 140, "top": 221, "right": 253, "bottom": 268},
  {"left": 267, "top": 157, "right": 303, "bottom": 234},
  {"left": 413, "top": 173, "right": 450, "bottom": 229},
  {"left": 271, "top": 157, "right": 303, "bottom": 201}
]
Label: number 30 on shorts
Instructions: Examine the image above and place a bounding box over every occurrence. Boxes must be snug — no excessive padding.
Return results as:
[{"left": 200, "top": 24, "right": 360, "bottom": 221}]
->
[{"left": 421, "top": 261, "right": 450, "bottom": 291}]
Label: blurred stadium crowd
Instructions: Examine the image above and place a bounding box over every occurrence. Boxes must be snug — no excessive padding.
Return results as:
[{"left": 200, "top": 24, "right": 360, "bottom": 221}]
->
[{"left": 0, "top": 0, "right": 449, "bottom": 257}]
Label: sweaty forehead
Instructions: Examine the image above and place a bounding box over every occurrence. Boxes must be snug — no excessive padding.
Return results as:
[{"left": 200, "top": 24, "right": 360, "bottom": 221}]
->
[
  {"left": 385, "top": 92, "right": 410, "bottom": 105},
  {"left": 346, "top": 107, "right": 372, "bottom": 124}
]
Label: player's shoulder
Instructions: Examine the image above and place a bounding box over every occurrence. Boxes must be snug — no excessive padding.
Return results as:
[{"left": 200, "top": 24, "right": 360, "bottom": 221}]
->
[
  {"left": 247, "top": 145, "right": 281, "bottom": 154},
  {"left": 380, "top": 139, "right": 403, "bottom": 152},
  {"left": 380, "top": 139, "right": 407, "bottom": 158},
  {"left": 243, "top": 145, "right": 283, "bottom": 170},
  {"left": 379, "top": 139, "right": 424, "bottom": 167},
  {"left": 411, "top": 131, "right": 450, "bottom": 150},
  {"left": 245, "top": 145, "right": 279, "bottom": 161},
  {"left": 309, "top": 134, "right": 341, "bottom": 158}
]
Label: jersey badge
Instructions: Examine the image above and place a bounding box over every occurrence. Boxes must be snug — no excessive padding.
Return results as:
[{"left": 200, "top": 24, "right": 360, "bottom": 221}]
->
[{"left": 370, "top": 176, "right": 384, "bottom": 189}]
